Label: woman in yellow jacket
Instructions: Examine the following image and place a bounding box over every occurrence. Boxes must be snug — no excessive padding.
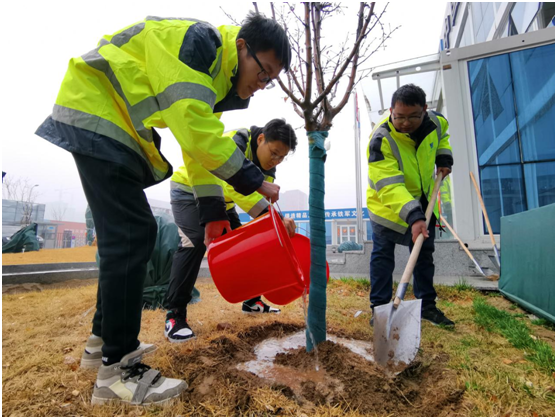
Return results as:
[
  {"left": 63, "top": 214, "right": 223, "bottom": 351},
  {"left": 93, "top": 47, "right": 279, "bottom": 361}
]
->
[
  {"left": 367, "top": 84, "right": 455, "bottom": 328},
  {"left": 164, "top": 119, "right": 297, "bottom": 343},
  {"left": 35, "top": 13, "right": 291, "bottom": 405}
]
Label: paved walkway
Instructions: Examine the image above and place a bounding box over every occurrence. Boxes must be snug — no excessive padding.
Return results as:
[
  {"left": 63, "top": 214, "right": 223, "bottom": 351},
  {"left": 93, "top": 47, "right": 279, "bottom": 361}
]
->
[{"left": 329, "top": 272, "right": 499, "bottom": 291}]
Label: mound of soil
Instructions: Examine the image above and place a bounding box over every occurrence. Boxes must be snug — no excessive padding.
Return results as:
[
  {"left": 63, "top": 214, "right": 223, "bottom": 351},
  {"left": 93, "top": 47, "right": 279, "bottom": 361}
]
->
[{"left": 174, "top": 321, "right": 466, "bottom": 416}]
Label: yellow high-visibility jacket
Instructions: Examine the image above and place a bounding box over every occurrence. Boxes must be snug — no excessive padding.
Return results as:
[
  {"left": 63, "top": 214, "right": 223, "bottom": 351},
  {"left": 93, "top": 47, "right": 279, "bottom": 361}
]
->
[
  {"left": 36, "top": 17, "right": 264, "bottom": 222},
  {"left": 366, "top": 110, "right": 453, "bottom": 236},
  {"left": 172, "top": 126, "right": 275, "bottom": 223}
]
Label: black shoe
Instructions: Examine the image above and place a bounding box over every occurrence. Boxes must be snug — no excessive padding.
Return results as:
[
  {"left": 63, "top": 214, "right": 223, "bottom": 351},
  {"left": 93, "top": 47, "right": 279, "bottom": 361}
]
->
[
  {"left": 241, "top": 299, "right": 280, "bottom": 314},
  {"left": 421, "top": 306, "right": 455, "bottom": 327},
  {"left": 164, "top": 310, "right": 196, "bottom": 343}
]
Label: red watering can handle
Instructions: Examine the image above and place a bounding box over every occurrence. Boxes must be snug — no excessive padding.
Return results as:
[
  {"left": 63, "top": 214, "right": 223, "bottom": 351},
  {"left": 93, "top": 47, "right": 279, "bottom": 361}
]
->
[{"left": 269, "top": 204, "right": 284, "bottom": 248}]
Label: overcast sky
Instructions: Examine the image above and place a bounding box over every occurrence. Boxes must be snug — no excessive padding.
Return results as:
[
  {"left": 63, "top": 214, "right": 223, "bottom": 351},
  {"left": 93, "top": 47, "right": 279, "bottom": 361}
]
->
[{"left": 2, "top": 1, "right": 447, "bottom": 222}]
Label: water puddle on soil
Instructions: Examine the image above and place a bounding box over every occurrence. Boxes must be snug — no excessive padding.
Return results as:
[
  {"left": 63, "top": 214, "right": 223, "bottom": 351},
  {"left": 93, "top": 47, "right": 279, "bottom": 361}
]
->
[{"left": 237, "top": 330, "right": 374, "bottom": 393}]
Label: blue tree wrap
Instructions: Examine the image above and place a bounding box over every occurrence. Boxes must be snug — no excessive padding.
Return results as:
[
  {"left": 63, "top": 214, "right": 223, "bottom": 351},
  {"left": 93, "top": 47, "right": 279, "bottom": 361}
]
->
[{"left": 306, "top": 131, "right": 328, "bottom": 351}]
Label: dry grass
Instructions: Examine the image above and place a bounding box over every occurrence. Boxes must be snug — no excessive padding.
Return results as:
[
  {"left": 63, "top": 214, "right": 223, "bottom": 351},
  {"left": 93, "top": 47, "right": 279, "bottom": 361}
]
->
[
  {"left": 2, "top": 277, "right": 555, "bottom": 416},
  {"left": 2, "top": 246, "right": 97, "bottom": 265}
]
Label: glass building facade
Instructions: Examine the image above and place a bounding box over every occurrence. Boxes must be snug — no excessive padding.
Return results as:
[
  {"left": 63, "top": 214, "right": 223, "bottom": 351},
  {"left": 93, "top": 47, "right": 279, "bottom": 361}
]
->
[{"left": 468, "top": 43, "right": 555, "bottom": 233}]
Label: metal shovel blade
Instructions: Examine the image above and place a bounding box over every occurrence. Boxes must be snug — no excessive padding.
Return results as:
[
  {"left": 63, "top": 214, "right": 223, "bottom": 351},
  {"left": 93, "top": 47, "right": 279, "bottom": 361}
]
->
[{"left": 373, "top": 299, "right": 422, "bottom": 371}]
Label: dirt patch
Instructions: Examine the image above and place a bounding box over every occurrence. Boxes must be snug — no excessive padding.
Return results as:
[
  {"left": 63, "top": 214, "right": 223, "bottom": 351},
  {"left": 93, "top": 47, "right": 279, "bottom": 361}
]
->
[
  {"left": 2, "top": 246, "right": 97, "bottom": 265},
  {"left": 174, "top": 321, "right": 465, "bottom": 416}
]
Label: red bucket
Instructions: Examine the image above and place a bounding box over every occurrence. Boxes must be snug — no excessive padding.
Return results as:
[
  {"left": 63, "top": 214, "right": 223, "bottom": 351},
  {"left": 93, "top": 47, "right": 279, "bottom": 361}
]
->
[
  {"left": 207, "top": 206, "right": 304, "bottom": 304},
  {"left": 264, "top": 234, "right": 330, "bottom": 305}
]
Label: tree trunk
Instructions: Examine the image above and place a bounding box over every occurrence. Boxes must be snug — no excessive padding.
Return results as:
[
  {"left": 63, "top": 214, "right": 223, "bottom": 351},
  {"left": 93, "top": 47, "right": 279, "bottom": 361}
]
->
[{"left": 305, "top": 130, "right": 329, "bottom": 351}]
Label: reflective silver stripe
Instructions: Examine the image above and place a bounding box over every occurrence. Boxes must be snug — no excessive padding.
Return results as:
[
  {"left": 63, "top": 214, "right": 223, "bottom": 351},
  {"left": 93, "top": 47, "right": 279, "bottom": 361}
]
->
[
  {"left": 211, "top": 50, "right": 223, "bottom": 80},
  {"left": 428, "top": 111, "right": 442, "bottom": 140},
  {"left": 81, "top": 49, "right": 154, "bottom": 143},
  {"left": 436, "top": 148, "right": 453, "bottom": 157},
  {"left": 192, "top": 184, "right": 224, "bottom": 199},
  {"left": 156, "top": 82, "right": 217, "bottom": 110},
  {"left": 368, "top": 177, "right": 376, "bottom": 190},
  {"left": 399, "top": 200, "right": 421, "bottom": 222},
  {"left": 170, "top": 181, "right": 193, "bottom": 193},
  {"left": 383, "top": 131, "right": 404, "bottom": 172},
  {"left": 248, "top": 198, "right": 269, "bottom": 218},
  {"left": 368, "top": 210, "right": 408, "bottom": 235},
  {"left": 96, "top": 22, "right": 145, "bottom": 48},
  {"left": 177, "top": 227, "right": 195, "bottom": 248},
  {"left": 110, "top": 23, "right": 145, "bottom": 47},
  {"left": 211, "top": 146, "right": 246, "bottom": 180},
  {"left": 375, "top": 175, "right": 405, "bottom": 192},
  {"left": 51, "top": 105, "right": 166, "bottom": 180}
]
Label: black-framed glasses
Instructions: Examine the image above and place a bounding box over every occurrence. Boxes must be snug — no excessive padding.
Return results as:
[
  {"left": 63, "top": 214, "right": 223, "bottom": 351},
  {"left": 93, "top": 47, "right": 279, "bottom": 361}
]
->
[
  {"left": 245, "top": 42, "right": 275, "bottom": 90},
  {"left": 392, "top": 112, "right": 424, "bottom": 123}
]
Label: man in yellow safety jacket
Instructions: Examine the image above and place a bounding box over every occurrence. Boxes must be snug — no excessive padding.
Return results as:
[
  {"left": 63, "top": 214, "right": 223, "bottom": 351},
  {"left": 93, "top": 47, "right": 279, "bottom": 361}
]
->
[
  {"left": 367, "top": 84, "right": 455, "bottom": 328},
  {"left": 163, "top": 119, "right": 297, "bottom": 343},
  {"left": 35, "top": 13, "right": 291, "bottom": 405}
]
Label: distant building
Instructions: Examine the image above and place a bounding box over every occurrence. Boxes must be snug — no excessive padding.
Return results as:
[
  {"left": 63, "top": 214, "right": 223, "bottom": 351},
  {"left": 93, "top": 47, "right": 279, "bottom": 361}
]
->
[
  {"left": 239, "top": 207, "right": 374, "bottom": 246},
  {"left": 43, "top": 220, "right": 88, "bottom": 249}
]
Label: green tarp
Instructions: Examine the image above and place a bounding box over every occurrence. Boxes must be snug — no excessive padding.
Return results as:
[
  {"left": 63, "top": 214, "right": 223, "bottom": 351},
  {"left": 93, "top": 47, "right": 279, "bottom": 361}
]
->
[
  {"left": 143, "top": 214, "right": 182, "bottom": 309},
  {"left": 85, "top": 206, "right": 95, "bottom": 245},
  {"left": 2, "top": 223, "right": 40, "bottom": 253},
  {"left": 94, "top": 214, "right": 200, "bottom": 309},
  {"left": 499, "top": 204, "right": 555, "bottom": 323}
]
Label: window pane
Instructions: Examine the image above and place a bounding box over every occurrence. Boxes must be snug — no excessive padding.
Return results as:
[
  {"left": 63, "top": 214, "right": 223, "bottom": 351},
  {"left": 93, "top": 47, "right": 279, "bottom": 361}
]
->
[
  {"left": 469, "top": 55, "right": 521, "bottom": 166},
  {"left": 325, "top": 221, "right": 331, "bottom": 245},
  {"left": 511, "top": 2, "right": 541, "bottom": 34},
  {"left": 524, "top": 162, "right": 555, "bottom": 209},
  {"left": 510, "top": 44, "right": 556, "bottom": 162},
  {"left": 366, "top": 220, "right": 372, "bottom": 241},
  {"left": 480, "top": 165, "right": 527, "bottom": 234}
]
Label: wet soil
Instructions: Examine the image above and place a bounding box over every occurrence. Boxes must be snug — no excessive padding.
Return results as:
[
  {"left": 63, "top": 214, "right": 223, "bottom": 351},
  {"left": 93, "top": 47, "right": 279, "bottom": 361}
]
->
[{"left": 175, "top": 321, "right": 466, "bottom": 416}]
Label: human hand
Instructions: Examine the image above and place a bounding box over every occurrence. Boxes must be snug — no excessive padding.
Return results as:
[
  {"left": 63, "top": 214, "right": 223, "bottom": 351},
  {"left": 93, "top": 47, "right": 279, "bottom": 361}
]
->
[
  {"left": 282, "top": 217, "right": 296, "bottom": 237},
  {"left": 204, "top": 220, "right": 231, "bottom": 246},
  {"left": 257, "top": 181, "right": 280, "bottom": 203},
  {"left": 411, "top": 220, "right": 429, "bottom": 243},
  {"left": 436, "top": 167, "right": 452, "bottom": 179}
]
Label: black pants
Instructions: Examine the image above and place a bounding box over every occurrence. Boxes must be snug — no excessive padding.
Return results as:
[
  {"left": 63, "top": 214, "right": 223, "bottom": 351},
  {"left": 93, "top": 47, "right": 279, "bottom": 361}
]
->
[
  {"left": 163, "top": 188, "right": 252, "bottom": 311},
  {"left": 73, "top": 153, "right": 158, "bottom": 362},
  {"left": 369, "top": 217, "right": 437, "bottom": 310}
]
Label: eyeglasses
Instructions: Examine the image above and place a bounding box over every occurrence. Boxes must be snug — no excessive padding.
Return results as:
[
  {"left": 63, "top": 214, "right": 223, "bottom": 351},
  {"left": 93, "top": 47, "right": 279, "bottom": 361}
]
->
[
  {"left": 245, "top": 42, "right": 275, "bottom": 90},
  {"left": 270, "top": 149, "right": 288, "bottom": 162},
  {"left": 392, "top": 113, "right": 424, "bottom": 123}
]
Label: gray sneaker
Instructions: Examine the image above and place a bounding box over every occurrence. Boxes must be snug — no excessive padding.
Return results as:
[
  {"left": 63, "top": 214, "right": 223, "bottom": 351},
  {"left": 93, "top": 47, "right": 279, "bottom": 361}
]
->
[
  {"left": 91, "top": 347, "right": 187, "bottom": 405},
  {"left": 80, "top": 335, "right": 156, "bottom": 369}
]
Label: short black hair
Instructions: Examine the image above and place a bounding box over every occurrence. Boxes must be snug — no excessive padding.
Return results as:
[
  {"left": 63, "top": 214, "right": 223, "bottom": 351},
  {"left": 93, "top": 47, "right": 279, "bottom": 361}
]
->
[
  {"left": 391, "top": 84, "right": 426, "bottom": 108},
  {"left": 263, "top": 119, "right": 297, "bottom": 152},
  {"left": 237, "top": 12, "right": 292, "bottom": 71}
]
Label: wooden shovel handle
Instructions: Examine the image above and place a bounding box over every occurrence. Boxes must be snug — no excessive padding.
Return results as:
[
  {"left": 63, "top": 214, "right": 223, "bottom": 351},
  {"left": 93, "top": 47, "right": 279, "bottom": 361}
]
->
[
  {"left": 394, "top": 173, "right": 444, "bottom": 306},
  {"left": 439, "top": 214, "right": 477, "bottom": 263},
  {"left": 470, "top": 172, "right": 497, "bottom": 247}
]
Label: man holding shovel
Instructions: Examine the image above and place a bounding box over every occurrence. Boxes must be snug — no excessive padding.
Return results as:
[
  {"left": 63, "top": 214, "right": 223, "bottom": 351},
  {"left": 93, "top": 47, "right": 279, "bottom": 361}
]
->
[{"left": 366, "top": 84, "right": 454, "bottom": 327}]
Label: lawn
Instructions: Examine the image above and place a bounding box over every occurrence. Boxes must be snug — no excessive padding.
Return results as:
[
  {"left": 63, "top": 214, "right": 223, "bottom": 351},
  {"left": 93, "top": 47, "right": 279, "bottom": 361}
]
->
[{"left": 2, "top": 277, "right": 554, "bottom": 416}]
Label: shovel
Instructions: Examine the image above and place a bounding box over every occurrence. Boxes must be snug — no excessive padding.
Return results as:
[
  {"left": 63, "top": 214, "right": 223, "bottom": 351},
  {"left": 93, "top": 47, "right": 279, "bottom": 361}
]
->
[
  {"left": 470, "top": 172, "right": 501, "bottom": 269},
  {"left": 374, "top": 172, "right": 444, "bottom": 372},
  {"left": 439, "top": 214, "right": 499, "bottom": 281}
]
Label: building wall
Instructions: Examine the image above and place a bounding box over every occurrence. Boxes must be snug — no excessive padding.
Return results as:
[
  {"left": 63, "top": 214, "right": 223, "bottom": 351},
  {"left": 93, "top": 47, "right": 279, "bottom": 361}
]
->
[{"left": 437, "top": 2, "right": 555, "bottom": 243}]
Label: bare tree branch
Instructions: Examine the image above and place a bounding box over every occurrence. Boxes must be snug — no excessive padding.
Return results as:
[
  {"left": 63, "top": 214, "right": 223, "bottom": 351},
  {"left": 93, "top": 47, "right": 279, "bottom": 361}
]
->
[
  {"left": 219, "top": 6, "right": 241, "bottom": 25},
  {"left": 252, "top": 2, "right": 259, "bottom": 14},
  {"left": 312, "top": 3, "right": 374, "bottom": 109},
  {"left": 303, "top": 3, "right": 313, "bottom": 109}
]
